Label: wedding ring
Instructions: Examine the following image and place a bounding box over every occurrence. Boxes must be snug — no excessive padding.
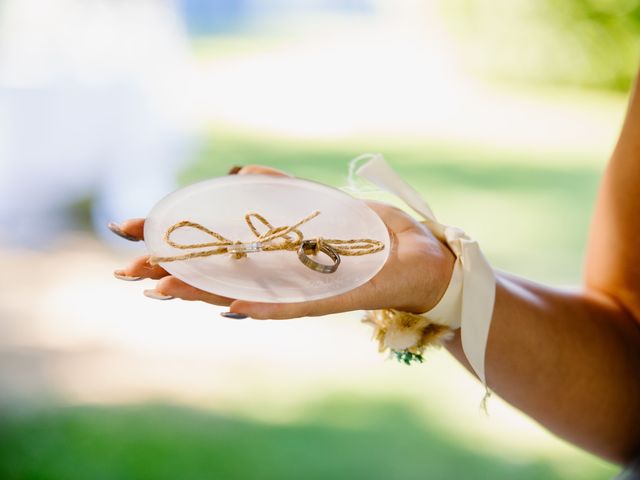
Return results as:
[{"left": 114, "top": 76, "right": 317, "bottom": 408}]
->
[{"left": 297, "top": 239, "right": 341, "bottom": 274}]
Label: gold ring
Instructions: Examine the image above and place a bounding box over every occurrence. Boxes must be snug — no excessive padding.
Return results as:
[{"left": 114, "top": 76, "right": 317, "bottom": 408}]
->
[{"left": 297, "top": 239, "right": 341, "bottom": 274}]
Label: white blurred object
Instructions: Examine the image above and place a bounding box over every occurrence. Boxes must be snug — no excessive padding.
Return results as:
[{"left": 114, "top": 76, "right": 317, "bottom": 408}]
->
[{"left": 0, "top": 0, "right": 200, "bottom": 246}]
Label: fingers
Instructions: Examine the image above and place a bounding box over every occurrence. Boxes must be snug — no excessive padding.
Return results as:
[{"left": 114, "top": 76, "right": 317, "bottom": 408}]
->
[
  {"left": 114, "top": 255, "right": 168, "bottom": 281},
  {"left": 237, "top": 165, "right": 291, "bottom": 177},
  {"left": 108, "top": 218, "right": 145, "bottom": 241},
  {"left": 114, "top": 258, "right": 234, "bottom": 306},
  {"left": 228, "top": 299, "right": 334, "bottom": 320},
  {"left": 229, "top": 285, "right": 372, "bottom": 320},
  {"left": 150, "top": 276, "right": 234, "bottom": 306}
]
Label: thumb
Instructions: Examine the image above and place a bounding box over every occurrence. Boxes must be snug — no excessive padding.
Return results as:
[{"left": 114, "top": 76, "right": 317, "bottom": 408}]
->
[
  {"left": 238, "top": 165, "right": 291, "bottom": 177},
  {"left": 229, "top": 288, "right": 363, "bottom": 320}
]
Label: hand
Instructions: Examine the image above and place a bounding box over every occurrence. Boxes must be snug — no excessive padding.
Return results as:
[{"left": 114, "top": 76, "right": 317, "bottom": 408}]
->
[{"left": 110, "top": 165, "right": 455, "bottom": 319}]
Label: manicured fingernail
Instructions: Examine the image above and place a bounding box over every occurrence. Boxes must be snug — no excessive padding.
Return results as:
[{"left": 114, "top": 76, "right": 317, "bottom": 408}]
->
[
  {"left": 107, "top": 221, "right": 140, "bottom": 242},
  {"left": 227, "top": 165, "right": 243, "bottom": 175},
  {"left": 220, "top": 311, "right": 248, "bottom": 319},
  {"left": 144, "top": 289, "right": 174, "bottom": 300},
  {"left": 113, "top": 270, "right": 142, "bottom": 281}
]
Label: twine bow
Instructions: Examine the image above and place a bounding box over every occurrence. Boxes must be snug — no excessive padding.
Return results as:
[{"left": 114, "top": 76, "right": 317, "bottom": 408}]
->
[{"left": 148, "top": 210, "right": 385, "bottom": 265}]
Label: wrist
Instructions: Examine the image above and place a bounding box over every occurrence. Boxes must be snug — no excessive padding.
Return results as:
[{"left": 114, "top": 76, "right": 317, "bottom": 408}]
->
[
  {"left": 414, "top": 237, "right": 457, "bottom": 314},
  {"left": 420, "top": 252, "right": 463, "bottom": 329}
]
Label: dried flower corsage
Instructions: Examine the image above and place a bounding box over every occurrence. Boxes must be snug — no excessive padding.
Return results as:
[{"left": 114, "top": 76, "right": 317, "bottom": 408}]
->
[{"left": 362, "top": 308, "right": 454, "bottom": 365}]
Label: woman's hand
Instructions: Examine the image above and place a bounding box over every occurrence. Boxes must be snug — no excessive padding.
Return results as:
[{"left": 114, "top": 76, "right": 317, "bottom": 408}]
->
[{"left": 110, "top": 165, "right": 455, "bottom": 319}]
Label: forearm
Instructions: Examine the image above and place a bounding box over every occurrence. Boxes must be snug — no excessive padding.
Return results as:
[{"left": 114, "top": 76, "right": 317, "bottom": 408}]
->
[{"left": 446, "top": 271, "right": 640, "bottom": 464}]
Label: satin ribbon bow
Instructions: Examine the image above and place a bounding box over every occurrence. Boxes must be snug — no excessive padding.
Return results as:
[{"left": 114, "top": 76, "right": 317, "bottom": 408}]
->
[{"left": 352, "top": 154, "right": 496, "bottom": 385}]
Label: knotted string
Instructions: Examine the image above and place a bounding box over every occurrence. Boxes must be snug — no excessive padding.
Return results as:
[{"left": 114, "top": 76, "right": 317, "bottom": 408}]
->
[{"left": 148, "top": 210, "right": 385, "bottom": 265}]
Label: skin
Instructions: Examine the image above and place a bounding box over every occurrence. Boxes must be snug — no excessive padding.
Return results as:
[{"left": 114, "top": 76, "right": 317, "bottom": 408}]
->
[{"left": 114, "top": 74, "right": 640, "bottom": 465}]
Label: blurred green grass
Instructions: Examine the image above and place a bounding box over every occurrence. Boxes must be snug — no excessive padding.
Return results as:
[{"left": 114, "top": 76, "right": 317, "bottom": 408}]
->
[{"left": 0, "top": 396, "right": 615, "bottom": 480}]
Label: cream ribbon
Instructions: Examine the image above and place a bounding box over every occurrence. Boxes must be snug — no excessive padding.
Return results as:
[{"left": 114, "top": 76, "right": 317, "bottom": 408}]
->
[{"left": 352, "top": 154, "right": 496, "bottom": 384}]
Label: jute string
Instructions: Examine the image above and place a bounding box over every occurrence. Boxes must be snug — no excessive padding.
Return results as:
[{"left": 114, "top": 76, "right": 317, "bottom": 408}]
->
[{"left": 148, "top": 210, "right": 385, "bottom": 265}]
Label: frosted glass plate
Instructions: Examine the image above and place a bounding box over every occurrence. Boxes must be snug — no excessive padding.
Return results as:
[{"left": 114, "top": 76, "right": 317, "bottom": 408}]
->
[{"left": 144, "top": 174, "right": 390, "bottom": 303}]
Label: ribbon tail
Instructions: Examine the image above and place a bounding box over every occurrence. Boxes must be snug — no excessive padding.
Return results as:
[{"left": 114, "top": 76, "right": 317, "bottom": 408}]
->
[
  {"left": 353, "top": 154, "right": 446, "bottom": 239},
  {"left": 459, "top": 239, "right": 496, "bottom": 384}
]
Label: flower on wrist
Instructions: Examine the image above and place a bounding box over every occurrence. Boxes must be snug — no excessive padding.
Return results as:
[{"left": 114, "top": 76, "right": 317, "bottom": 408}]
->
[{"left": 362, "top": 308, "right": 454, "bottom": 365}]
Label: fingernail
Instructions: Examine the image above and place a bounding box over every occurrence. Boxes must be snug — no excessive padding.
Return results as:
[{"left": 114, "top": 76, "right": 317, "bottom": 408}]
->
[
  {"left": 220, "top": 311, "right": 248, "bottom": 319},
  {"left": 107, "top": 221, "right": 140, "bottom": 242},
  {"left": 144, "top": 289, "right": 174, "bottom": 300},
  {"left": 227, "top": 165, "right": 243, "bottom": 175},
  {"left": 113, "top": 270, "right": 142, "bottom": 281}
]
